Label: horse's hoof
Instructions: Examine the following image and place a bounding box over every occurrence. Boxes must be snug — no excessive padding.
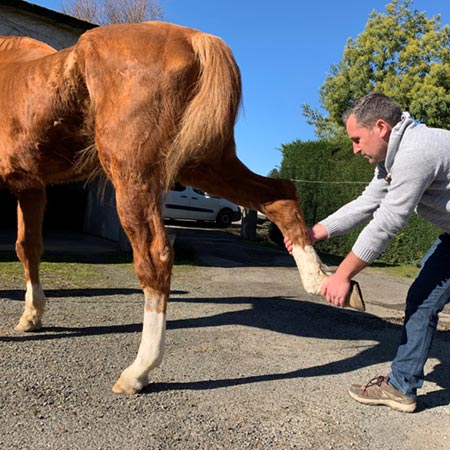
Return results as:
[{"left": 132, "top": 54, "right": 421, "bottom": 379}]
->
[
  {"left": 14, "top": 319, "right": 42, "bottom": 332},
  {"left": 112, "top": 374, "right": 143, "bottom": 395}
]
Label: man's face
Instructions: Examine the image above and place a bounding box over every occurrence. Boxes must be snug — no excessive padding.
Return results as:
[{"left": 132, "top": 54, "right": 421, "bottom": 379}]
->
[{"left": 346, "top": 113, "right": 390, "bottom": 164}]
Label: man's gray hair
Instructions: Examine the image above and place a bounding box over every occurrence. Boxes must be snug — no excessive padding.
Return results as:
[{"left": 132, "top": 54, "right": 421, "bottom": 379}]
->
[{"left": 343, "top": 93, "right": 402, "bottom": 128}]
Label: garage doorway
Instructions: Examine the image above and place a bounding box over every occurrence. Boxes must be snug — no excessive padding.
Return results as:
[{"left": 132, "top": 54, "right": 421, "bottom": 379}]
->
[{"left": 0, "top": 183, "right": 89, "bottom": 232}]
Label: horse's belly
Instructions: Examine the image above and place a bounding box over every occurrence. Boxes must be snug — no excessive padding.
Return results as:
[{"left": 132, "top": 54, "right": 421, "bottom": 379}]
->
[{"left": 0, "top": 141, "right": 86, "bottom": 190}]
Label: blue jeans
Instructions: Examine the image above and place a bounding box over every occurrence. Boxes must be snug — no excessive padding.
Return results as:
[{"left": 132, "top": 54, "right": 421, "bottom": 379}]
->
[{"left": 389, "top": 233, "right": 450, "bottom": 399}]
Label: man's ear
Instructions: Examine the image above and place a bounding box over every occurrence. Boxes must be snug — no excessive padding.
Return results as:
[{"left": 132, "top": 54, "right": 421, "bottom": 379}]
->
[{"left": 375, "top": 119, "right": 391, "bottom": 139}]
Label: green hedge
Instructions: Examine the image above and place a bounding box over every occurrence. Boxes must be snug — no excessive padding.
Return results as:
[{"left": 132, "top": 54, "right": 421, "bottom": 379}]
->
[{"left": 279, "top": 139, "right": 441, "bottom": 265}]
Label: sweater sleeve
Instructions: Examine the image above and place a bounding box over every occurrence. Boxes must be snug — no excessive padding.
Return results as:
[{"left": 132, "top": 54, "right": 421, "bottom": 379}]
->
[
  {"left": 319, "top": 166, "right": 389, "bottom": 237},
  {"left": 351, "top": 153, "right": 435, "bottom": 263},
  {"left": 320, "top": 147, "right": 436, "bottom": 264}
]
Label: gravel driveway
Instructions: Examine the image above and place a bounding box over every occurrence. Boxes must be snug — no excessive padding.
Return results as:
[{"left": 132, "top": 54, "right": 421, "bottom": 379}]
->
[{"left": 1, "top": 225, "right": 449, "bottom": 450}]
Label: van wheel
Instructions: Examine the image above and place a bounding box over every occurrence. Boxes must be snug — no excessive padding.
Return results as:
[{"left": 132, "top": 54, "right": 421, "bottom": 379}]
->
[{"left": 216, "top": 209, "right": 233, "bottom": 228}]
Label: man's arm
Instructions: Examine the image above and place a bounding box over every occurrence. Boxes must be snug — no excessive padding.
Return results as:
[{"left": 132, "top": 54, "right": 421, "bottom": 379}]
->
[{"left": 319, "top": 168, "right": 388, "bottom": 239}]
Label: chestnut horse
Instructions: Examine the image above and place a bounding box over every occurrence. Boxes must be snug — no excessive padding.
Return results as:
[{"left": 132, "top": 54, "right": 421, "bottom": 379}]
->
[{"left": 0, "top": 22, "right": 356, "bottom": 394}]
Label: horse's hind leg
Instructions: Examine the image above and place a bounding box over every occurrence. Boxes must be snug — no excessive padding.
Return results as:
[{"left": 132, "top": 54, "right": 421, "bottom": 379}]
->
[
  {"left": 179, "top": 149, "right": 332, "bottom": 294},
  {"left": 14, "top": 188, "right": 46, "bottom": 332},
  {"left": 178, "top": 150, "right": 311, "bottom": 247},
  {"left": 108, "top": 178, "right": 173, "bottom": 394}
]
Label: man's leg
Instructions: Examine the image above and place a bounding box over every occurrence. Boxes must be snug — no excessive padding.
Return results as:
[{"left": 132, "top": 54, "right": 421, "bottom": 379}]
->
[
  {"left": 349, "top": 234, "right": 450, "bottom": 412},
  {"left": 389, "top": 233, "right": 450, "bottom": 397}
]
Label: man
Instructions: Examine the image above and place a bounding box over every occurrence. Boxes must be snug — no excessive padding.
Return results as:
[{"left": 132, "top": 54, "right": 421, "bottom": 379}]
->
[{"left": 285, "top": 92, "right": 450, "bottom": 413}]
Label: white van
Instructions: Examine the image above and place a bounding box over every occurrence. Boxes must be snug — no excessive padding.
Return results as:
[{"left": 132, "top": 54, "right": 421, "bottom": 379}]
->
[{"left": 162, "top": 183, "right": 241, "bottom": 227}]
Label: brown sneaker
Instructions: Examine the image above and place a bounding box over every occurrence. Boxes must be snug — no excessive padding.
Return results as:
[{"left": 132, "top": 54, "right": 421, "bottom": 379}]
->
[{"left": 349, "top": 375, "right": 416, "bottom": 413}]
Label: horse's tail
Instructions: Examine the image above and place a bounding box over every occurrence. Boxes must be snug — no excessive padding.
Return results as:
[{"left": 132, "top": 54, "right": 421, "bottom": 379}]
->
[{"left": 163, "top": 31, "right": 242, "bottom": 189}]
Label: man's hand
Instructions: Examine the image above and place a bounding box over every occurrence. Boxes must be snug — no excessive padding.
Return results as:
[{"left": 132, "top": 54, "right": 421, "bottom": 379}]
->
[
  {"left": 284, "top": 223, "right": 329, "bottom": 254},
  {"left": 322, "top": 251, "right": 368, "bottom": 307},
  {"left": 321, "top": 273, "right": 352, "bottom": 307},
  {"left": 284, "top": 236, "right": 294, "bottom": 254}
]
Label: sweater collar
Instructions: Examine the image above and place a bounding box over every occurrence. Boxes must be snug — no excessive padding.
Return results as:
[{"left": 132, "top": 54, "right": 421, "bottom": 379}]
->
[{"left": 384, "top": 112, "right": 416, "bottom": 174}]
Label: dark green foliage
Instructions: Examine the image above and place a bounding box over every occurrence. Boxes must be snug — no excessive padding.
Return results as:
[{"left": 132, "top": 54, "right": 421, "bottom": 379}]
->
[
  {"left": 267, "top": 168, "right": 281, "bottom": 178},
  {"left": 279, "top": 139, "right": 441, "bottom": 265}
]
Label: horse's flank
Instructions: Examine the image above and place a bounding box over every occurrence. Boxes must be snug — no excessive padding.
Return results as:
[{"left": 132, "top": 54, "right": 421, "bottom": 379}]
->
[{"left": 0, "top": 22, "right": 242, "bottom": 192}]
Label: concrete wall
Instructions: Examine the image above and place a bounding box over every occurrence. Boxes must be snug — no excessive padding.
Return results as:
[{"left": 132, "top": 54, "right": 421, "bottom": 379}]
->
[{"left": 84, "top": 182, "right": 131, "bottom": 250}]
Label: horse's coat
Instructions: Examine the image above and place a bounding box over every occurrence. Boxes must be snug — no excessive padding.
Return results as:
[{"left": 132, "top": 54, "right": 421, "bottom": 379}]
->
[{"left": 1, "top": 22, "right": 334, "bottom": 394}]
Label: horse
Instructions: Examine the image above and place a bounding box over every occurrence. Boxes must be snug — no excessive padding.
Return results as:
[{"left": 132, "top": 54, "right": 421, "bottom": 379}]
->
[{"left": 0, "top": 22, "right": 360, "bottom": 394}]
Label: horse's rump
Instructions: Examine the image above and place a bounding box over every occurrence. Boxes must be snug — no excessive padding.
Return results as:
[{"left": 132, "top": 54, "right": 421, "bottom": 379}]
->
[{"left": 72, "top": 22, "right": 242, "bottom": 188}]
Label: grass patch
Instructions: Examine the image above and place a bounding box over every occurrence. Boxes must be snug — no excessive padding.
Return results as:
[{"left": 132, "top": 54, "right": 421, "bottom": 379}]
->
[
  {"left": 319, "top": 252, "right": 420, "bottom": 279},
  {"left": 40, "top": 261, "right": 101, "bottom": 284},
  {"left": 371, "top": 263, "right": 420, "bottom": 279},
  {"left": 0, "top": 261, "right": 23, "bottom": 276},
  {"left": 0, "top": 239, "right": 196, "bottom": 289},
  {"left": 0, "top": 259, "right": 104, "bottom": 289}
]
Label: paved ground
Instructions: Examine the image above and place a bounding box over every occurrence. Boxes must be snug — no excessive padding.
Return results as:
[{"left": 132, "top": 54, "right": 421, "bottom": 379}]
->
[{"left": 0, "top": 224, "right": 449, "bottom": 449}]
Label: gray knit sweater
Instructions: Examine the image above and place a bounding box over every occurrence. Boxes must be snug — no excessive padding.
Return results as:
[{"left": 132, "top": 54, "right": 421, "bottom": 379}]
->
[{"left": 319, "top": 113, "right": 450, "bottom": 264}]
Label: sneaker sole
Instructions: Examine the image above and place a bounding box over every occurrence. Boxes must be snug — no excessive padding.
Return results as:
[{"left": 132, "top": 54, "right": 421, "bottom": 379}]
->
[{"left": 348, "top": 389, "right": 416, "bottom": 413}]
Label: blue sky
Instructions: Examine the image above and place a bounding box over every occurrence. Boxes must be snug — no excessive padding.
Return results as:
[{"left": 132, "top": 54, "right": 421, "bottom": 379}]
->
[{"left": 31, "top": 0, "right": 450, "bottom": 176}]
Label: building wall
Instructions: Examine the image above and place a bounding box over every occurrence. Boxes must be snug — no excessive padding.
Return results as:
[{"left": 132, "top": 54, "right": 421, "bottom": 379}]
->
[
  {"left": 83, "top": 181, "right": 131, "bottom": 250},
  {"left": 0, "top": 1, "right": 94, "bottom": 49},
  {"left": 1, "top": 9, "right": 78, "bottom": 48}
]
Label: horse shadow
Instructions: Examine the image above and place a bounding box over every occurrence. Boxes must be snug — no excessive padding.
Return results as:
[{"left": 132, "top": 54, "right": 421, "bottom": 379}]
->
[
  {"left": 1, "top": 287, "right": 191, "bottom": 302},
  {"left": 1, "top": 289, "right": 449, "bottom": 410},
  {"left": 155, "top": 295, "right": 450, "bottom": 411}
]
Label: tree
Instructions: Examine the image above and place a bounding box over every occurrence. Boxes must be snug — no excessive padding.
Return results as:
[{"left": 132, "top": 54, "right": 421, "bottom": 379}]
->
[
  {"left": 303, "top": 0, "right": 450, "bottom": 140},
  {"left": 62, "top": 0, "right": 163, "bottom": 25},
  {"left": 267, "top": 168, "right": 280, "bottom": 178}
]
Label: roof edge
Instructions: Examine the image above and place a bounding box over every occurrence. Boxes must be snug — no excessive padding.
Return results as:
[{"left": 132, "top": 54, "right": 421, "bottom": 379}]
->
[{"left": 0, "top": 0, "right": 97, "bottom": 30}]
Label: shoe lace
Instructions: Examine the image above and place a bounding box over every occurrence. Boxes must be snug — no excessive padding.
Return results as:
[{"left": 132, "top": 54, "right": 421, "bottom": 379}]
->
[{"left": 363, "top": 375, "right": 387, "bottom": 392}]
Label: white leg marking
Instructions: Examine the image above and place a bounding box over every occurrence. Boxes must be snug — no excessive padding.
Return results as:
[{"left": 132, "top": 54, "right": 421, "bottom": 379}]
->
[
  {"left": 15, "top": 282, "right": 46, "bottom": 331},
  {"left": 113, "top": 291, "right": 166, "bottom": 394},
  {"left": 131, "top": 309, "right": 166, "bottom": 378},
  {"left": 291, "top": 244, "right": 331, "bottom": 295}
]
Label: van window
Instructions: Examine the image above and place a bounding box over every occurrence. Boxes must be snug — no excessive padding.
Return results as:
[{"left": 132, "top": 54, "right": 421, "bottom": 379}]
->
[{"left": 173, "top": 182, "right": 186, "bottom": 192}]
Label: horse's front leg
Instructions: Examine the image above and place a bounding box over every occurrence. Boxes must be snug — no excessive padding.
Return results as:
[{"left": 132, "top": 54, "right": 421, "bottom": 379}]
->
[
  {"left": 111, "top": 183, "right": 173, "bottom": 394},
  {"left": 14, "top": 188, "right": 46, "bottom": 332}
]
